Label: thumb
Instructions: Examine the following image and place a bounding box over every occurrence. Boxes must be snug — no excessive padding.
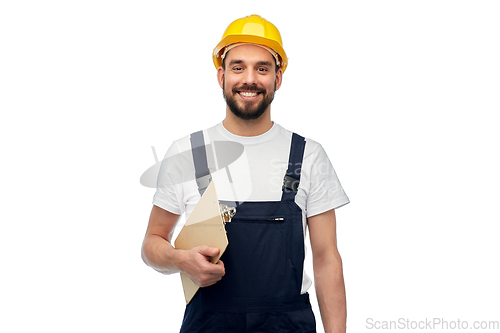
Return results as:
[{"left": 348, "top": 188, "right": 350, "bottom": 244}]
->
[{"left": 198, "top": 246, "right": 220, "bottom": 257}]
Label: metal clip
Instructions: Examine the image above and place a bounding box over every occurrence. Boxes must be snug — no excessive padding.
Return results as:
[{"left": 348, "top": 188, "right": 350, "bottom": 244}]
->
[{"left": 220, "top": 204, "right": 236, "bottom": 224}]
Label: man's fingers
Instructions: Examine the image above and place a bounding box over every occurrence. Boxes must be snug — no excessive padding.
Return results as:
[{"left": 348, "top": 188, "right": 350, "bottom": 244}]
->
[
  {"left": 197, "top": 246, "right": 220, "bottom": 258},
  {"left": 184, "top": 247, "right": 225, "bottom": 287},
  {"left": 213, "top": 260, "right": 225, "bottom": 275},
  {"left": 196, "top": 260, "right": 225, "bottom": 287},
  {"left": 200, "top": 259, "right": 224, "bottom": 275}
]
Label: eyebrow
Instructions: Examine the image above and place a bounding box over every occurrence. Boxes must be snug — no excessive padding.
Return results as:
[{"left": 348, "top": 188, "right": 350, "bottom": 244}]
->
[
  {"left": 256, "top": 61, "right": 273, "bottom": 67},
  {"left": 228, "top": 59, "right": 273, "bottom": 67},
  {"left": 228, "top": 59, "right": 244, "bottom": 66}
]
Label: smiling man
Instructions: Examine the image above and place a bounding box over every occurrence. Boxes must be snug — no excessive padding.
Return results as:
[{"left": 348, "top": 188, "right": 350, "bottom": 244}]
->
[
  {"left": 221, "top": 44, "right": 281, "bottom": 122},
  {"left": 142, "top": 15, "right": 350, "bottom": 333}
]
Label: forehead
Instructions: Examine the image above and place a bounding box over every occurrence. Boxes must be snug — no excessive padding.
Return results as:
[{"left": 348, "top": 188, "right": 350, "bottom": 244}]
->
[{"left": 224, "top": 44, "right": 275, "bottom": 65}]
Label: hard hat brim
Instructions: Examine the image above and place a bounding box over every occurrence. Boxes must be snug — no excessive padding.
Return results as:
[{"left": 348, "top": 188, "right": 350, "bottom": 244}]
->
[{"left": 213, "top": 34, "right": 288, "bottom": 73}]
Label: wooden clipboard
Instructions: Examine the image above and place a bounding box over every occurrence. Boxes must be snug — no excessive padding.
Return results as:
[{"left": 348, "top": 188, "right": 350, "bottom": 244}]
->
[{"left": 174, "top": 181, "right": 229, "bottom": 304}]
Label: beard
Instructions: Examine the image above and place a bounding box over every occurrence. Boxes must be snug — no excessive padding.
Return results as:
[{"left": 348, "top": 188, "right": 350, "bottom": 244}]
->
[{"left": 223, "top": 81, "right": 276, "bottom": 120}]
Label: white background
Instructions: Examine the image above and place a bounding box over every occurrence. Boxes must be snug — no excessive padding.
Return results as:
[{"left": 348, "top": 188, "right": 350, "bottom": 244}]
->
[{"left": 1, "top": 1, "right": 499, "bottom": 332}]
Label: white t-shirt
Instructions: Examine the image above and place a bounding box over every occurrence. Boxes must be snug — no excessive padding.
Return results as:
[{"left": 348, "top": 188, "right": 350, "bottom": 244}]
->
[{"left": 153, "top": 122, "right": 349, "bottom": 293}]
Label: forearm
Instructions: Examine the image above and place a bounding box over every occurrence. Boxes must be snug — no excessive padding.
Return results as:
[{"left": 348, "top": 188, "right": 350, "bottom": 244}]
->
[
  {"left": 141, "top": 234, "right": 186, "bottom": 275},
  {"left": 314, "top": 252, "right": 347, "bottom": 333}
]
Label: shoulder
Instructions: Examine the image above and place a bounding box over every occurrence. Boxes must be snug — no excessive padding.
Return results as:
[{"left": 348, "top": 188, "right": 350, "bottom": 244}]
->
[{"left": 275, "top": 124, "right": 324, "bottom": 157}]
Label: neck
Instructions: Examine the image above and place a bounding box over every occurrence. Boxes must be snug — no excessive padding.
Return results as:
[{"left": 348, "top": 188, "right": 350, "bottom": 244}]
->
[{"left": 223, "top": 107, "right": 273, "bottom": 137}]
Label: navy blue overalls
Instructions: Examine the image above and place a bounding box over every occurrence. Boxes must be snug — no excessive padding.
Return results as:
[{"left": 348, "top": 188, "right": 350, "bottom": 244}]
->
[{"left": 181, "top": 131, "right": 316, "bottom": 333}]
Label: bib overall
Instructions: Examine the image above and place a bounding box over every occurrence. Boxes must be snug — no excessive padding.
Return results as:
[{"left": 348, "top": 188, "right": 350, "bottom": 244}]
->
[{"left": 181, "top": 132, "right": 316, "bottom": 333}]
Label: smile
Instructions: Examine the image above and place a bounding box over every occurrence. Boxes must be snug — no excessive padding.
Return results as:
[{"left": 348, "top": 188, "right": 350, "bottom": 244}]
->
[
  {"left": 239, "top": 92, "right": 259, "bottom": 97},
  {"left": 237, "top": 91, "right": 262, "bottom": 100}
]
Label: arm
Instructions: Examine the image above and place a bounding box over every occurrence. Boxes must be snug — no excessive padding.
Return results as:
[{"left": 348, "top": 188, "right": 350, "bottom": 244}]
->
[
  {"left": 141, "top": 205, "right": 225, "bottom": 287},
  {"left": 309, "top": 209, "right": 346, "bottom": 333}
]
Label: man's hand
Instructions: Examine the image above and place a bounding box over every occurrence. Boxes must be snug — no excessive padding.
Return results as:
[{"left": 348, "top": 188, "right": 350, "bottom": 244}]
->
[
  {"left": 142, "top": 206, "right": 226, "bottom": 286},
  {"left": 179, "top": 246, "right": 225, "bottom": 287}
]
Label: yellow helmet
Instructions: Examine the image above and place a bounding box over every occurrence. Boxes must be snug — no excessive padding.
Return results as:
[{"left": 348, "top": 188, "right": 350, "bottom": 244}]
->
[{"left": 213, "top": 15, "right": 288, "bottom": 73}]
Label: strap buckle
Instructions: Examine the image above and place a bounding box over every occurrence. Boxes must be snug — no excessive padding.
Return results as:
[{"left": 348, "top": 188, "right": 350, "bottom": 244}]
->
[
  {"left": 282, "top": 175, "right": 300, "bottom": 192},
  {"left": 196, "top": 174, "right": 212, "bottom": 194}
]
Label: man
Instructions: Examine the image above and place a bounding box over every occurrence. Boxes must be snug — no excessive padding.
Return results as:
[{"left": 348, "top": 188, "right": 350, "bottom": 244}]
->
[{"left": 142, "top": 15, "right": 349, "bottom": 333}]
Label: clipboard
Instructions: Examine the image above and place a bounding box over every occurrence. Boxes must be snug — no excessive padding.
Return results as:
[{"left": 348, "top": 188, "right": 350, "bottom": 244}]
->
[{"left": 174, "top": 181, "right": 235, "bottom": 304}]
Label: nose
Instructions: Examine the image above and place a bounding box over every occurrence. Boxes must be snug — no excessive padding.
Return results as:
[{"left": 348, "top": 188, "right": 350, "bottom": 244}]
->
[{"left": 242, "top": 68, "right": 257, "bottom": 85}]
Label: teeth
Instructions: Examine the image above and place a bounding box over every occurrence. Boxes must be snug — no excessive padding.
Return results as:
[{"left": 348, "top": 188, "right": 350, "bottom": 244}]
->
[{"left": 239, "top": 92, "right": 258, "bottom": 97}]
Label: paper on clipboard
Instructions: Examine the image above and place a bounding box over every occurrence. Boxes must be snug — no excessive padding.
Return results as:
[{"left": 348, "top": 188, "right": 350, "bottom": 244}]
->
[{"left": 174, "top": 181, "right": 234, "bottom": 304}]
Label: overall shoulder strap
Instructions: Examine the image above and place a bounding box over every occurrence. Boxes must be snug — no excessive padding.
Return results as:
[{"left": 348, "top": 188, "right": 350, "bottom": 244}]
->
[
  {"left": 281, "top": 132, "right": 306, "bottom": 201},
  {"left": 190, "top": 130, "right": 212, "bottom": 195}
]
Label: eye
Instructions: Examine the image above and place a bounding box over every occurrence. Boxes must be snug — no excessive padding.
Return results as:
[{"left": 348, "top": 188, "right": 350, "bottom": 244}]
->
[{"left": 257, "top": 67, "right": 268, "bottom": 72}]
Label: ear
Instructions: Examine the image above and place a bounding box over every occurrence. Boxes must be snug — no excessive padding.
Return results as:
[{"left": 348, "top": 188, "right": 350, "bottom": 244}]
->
[
  {"left": 217, "top": 66, "right": 225, "bottom": 89},
  {"left": 274, "top": 67, "right": 283, "bottom": 91}
]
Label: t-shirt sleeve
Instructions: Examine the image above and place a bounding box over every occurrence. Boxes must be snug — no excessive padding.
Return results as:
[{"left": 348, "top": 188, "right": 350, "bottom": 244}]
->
[
  {"left": 305, "top": 142, "right": 349, "bottom": 217},
  {"left": 152, "top": 141, "right": 185, "bottom": 216}
]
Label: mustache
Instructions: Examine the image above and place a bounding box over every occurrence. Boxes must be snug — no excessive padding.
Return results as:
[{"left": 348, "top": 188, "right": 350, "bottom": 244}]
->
[{"left": 232, "top": 84, "right": 266, "bottom": 94}]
